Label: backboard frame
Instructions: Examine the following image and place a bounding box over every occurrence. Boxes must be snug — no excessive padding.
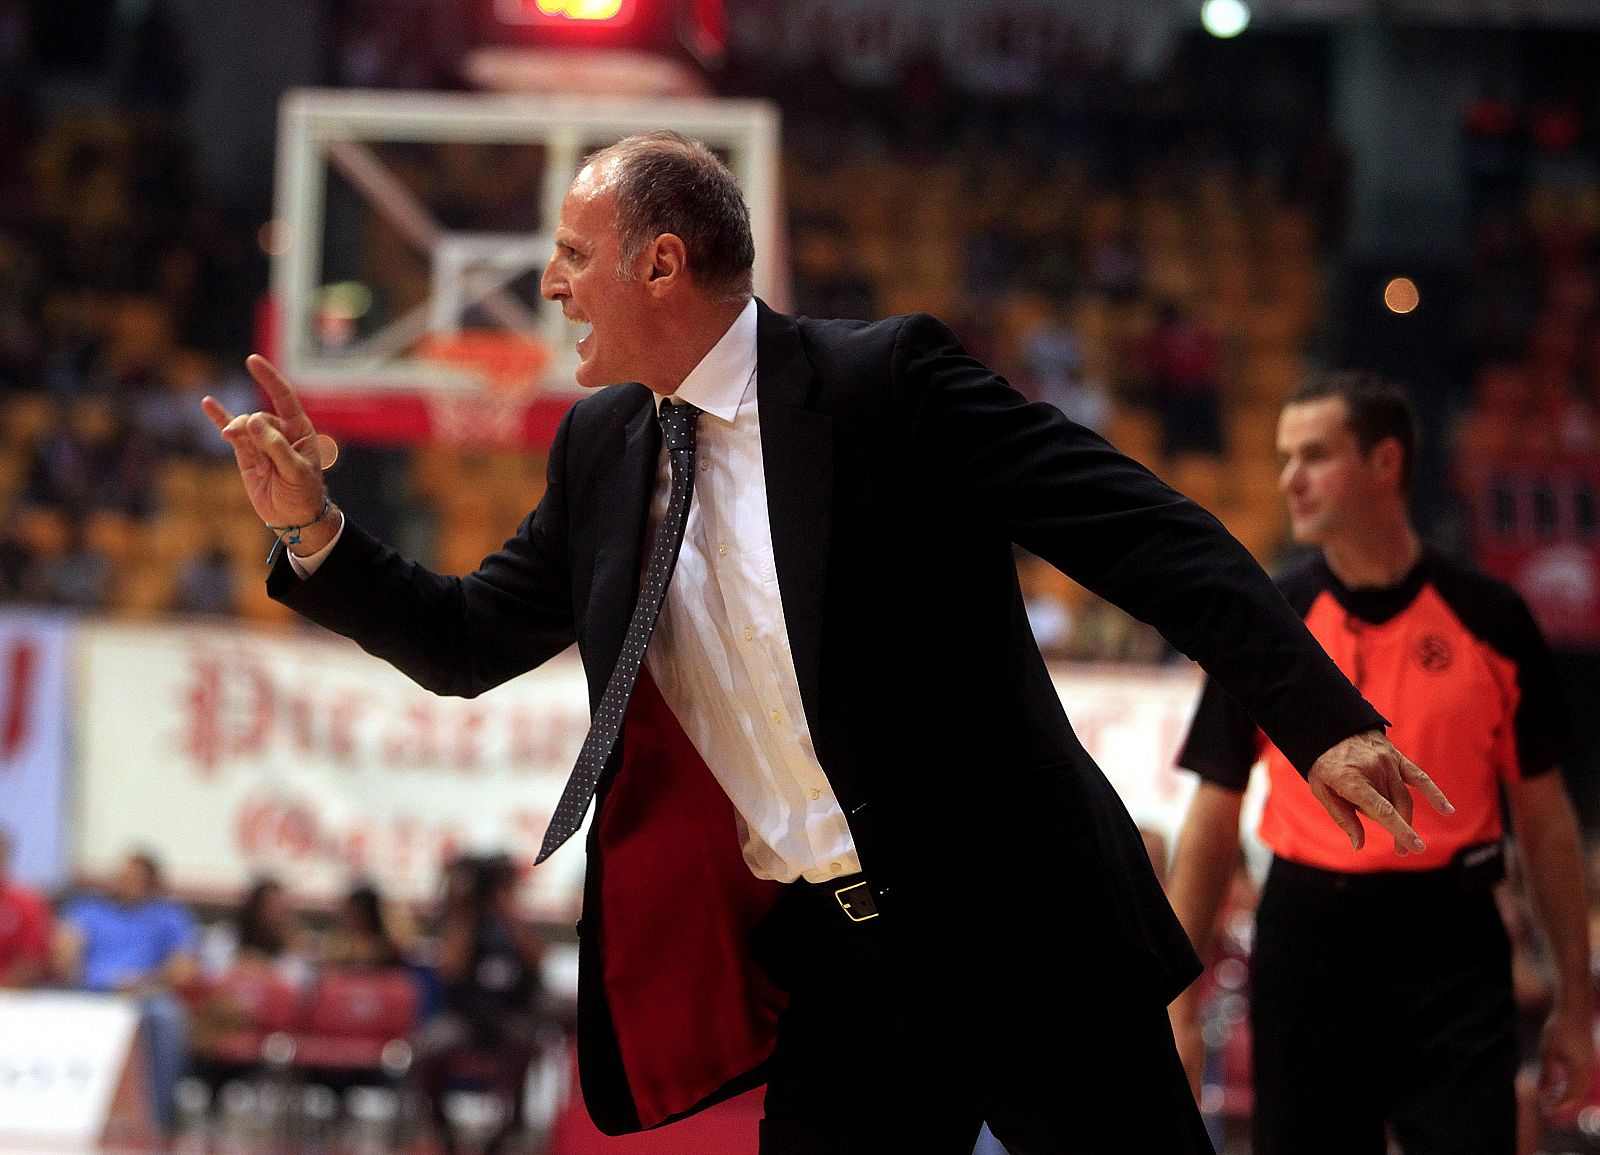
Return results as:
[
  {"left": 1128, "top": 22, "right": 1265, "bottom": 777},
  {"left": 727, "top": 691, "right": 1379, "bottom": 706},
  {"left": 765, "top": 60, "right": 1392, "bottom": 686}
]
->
[{"left": 270, "top": 88, "right": 784, "bottom": 445}]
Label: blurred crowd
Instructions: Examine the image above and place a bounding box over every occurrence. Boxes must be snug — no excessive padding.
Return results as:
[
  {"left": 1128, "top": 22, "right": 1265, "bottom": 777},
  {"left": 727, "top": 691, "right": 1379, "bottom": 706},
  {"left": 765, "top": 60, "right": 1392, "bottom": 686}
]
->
[
  {"left": 0, "top": 827, "right": 553, "bottom": 1149},
  {"left": 0, "top": 14, "right": 1592, "bottom": 666},
  {"left": 1451, "top": 83, "right": 1600, "bottom": 494},
  {"left": 0, "top": 97, "right": 268, "bottom": 618}
]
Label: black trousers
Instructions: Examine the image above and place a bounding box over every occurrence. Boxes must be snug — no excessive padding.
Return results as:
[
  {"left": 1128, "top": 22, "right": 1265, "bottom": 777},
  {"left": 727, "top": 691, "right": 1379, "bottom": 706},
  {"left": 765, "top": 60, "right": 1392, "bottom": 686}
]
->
[
  {"left": 1251, "top": 857, "right": 1517, "bottom": 1155},
  {"left": 751, "top": 881, "right": 1215, "bottom": 1155}
]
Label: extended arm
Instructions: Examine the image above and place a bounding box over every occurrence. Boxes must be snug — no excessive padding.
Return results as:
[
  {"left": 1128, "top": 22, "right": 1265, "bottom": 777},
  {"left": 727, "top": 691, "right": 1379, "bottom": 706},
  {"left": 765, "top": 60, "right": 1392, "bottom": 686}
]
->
[
  {"left": 1508, "top": 772, "right": 1594, "bottom": 1112},
  {"left": 894, "top": 314, "right": 1449, "bottom": 849}
]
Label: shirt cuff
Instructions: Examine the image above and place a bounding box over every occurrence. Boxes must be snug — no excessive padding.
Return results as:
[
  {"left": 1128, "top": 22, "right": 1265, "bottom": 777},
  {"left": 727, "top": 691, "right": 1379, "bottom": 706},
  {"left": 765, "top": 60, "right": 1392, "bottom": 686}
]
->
[{"left": 285, "top": 510, "right": 345, "bottom": 578}]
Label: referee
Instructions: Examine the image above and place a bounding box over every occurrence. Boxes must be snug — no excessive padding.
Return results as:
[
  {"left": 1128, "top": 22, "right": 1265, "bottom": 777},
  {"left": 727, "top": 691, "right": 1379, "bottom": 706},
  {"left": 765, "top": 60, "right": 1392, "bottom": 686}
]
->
[{"left": 1168, "top": 372, "right": 1593, "bottom": 1155}]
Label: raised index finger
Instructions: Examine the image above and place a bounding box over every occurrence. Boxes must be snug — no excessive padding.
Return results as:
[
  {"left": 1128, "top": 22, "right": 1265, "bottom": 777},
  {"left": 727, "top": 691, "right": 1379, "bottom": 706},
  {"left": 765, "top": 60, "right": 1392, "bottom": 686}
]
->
[
  {"left": 201, "top": 395, "right": 234, "bottom": 431},
  {"left": 246, "top": 354, "right": 310, "bottom": 425}
]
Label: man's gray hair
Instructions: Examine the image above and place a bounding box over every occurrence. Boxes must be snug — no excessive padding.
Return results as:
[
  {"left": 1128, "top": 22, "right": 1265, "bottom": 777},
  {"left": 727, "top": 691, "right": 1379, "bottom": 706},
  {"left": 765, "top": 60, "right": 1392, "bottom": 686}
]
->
[{"left": 585, "top": 131, "right": 754, "bottom": 301}]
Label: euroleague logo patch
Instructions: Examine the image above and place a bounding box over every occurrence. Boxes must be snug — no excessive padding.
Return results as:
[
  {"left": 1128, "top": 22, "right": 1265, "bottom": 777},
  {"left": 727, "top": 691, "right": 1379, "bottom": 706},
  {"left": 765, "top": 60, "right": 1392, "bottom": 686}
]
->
[{"left": 1414, "top": 633, "right": 1453, "bottom": 673}]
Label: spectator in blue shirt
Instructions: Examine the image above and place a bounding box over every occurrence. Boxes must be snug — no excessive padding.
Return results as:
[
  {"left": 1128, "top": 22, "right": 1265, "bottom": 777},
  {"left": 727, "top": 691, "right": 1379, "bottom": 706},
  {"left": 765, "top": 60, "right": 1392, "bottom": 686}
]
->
[{"left": 57, "top": 850, "right": 199, "bottom": 1134}]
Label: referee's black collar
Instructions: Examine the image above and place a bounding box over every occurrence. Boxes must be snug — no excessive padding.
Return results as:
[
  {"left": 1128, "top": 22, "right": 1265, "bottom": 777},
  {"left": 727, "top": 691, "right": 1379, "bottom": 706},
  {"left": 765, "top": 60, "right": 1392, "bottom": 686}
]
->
[{"left": 1313, "top": 549, "right": 1433, "bottom": 625}]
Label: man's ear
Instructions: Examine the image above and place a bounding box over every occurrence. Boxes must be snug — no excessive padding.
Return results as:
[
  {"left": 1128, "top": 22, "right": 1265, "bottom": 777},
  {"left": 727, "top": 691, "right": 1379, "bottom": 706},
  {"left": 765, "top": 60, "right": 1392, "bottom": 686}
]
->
[
  {"left": 645, "top": 234, "right": 687, "bottom": 295},
  {"left": 1370, "top": 436, "right": 1405, "bottom": 486}
]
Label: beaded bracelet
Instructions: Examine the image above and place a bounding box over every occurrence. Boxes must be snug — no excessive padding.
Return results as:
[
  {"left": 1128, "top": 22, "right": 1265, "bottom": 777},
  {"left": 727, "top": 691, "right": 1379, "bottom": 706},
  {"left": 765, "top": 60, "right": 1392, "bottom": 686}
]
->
[{"left": 265, "top": 496, "right": 334, "bottom": 566}]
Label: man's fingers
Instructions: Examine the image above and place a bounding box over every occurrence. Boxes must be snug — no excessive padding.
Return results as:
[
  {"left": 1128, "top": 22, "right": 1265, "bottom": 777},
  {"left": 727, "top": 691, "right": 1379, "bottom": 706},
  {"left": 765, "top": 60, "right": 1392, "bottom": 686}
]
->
[
  {"left": 246, "top": 354, "right": 311, "bottom": 425},
  {"left": 201, "top": 395, "right": 234, "bottom": 431},
  {"left": 249, "top": 412, "right": 313, "bottom": 478},
  {"left": 1340, "top": 776, "right": 1424, "bottom": 853},
  {"left": 1314, "top": 782, "right": 1366, "bottom": 851},
  {"left": 215, "top": 413, "right": 262, "bottom": 470},
  {"left": 1386, "top": 757, "right": 1414, "bottom": 830},
  {"left": 1399, "top": 757, "right": 1455, "bottom": 815}
]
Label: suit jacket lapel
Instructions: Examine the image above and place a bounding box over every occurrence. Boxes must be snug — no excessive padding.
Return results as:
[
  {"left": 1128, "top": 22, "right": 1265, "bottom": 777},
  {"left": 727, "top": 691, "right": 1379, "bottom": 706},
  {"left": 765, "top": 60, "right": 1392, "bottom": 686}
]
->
[
  {"left": 589, "top": 386, "right": 659, "bottom": 704},
  {"left": 756, "top": 302, "right": 831, "bottom": 735}
]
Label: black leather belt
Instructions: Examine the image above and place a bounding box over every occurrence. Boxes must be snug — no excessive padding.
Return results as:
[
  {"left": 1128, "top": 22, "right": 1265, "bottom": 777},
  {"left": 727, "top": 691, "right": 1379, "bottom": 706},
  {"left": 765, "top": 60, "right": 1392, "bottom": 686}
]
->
[
  {"left": 1272, "top": 840, "right": 1506, "bottom": 895},
  {"left": 805, "top": 872, "right": 880, "bottom": 922}
]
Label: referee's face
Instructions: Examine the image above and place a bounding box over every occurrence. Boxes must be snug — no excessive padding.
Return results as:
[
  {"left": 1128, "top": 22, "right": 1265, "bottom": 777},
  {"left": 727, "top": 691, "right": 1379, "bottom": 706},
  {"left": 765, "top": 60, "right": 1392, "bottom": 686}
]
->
[{"left": 1277, "top": 397, "right": 1382, "bottom": 546}]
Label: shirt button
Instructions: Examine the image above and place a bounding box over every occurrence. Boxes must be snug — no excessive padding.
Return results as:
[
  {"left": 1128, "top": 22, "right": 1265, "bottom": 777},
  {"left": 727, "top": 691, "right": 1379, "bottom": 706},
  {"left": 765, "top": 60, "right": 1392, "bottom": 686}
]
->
[
  {"left": 770, "top": 710, "right": 782, "bottom": 724},
  {"left": 718, "top": 544, "right": 729, "bottom": 556},
  {"left": 809, "top": 788, "right": 820, "bottom": 800},
  {"left": 743, "top": 627, "right": 754, "bottom": 641},
  {"left": 830, "top": 862, "right": 842, "bottom": 874}
]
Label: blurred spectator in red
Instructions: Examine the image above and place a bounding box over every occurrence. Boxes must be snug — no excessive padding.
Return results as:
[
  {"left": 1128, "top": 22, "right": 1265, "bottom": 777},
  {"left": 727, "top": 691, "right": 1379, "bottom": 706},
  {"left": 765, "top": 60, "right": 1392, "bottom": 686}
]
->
[
  {"left": 415, "top": 853, "right": 545, "bottom": 1155},
  {"left": 1140, "top": 300, "right": 1225, "bottom": 461},
  {"left": 1529, "top": 105, "right": 1582, "bottom": 159},
  {"left": 322, "top": 880, "right": 411, "bottom": 970},
  {"left": 56, "top": 850, "right": 200, "bottom": 1134},
  {"left": 1455, "top": 361, "right": 1528, "bottom": 471},
  {"left": 0, "top": 826, "right": 51, "bottom": 988}
]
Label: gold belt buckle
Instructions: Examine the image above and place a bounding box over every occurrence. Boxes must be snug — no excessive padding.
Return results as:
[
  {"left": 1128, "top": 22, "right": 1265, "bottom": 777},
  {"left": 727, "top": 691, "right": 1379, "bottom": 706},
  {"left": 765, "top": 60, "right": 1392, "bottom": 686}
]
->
[{"left": 834, "top": 879, "right": 879, "bottom": 922}]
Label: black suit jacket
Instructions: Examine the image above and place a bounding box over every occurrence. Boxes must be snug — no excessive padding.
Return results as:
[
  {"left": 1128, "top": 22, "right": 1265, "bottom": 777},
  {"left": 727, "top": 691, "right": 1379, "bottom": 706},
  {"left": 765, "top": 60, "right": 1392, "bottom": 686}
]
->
[{"left": 272, "top": 303, "right": 1382, "bottom": 1132}]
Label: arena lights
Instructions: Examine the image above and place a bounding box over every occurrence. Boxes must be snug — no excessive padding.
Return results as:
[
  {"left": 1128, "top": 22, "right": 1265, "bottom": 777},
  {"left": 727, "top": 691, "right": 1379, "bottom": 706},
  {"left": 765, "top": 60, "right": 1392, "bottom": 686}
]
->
[
  {"left": 1201, "top": 0, "right": 1250, "bottom": 38},
  {"left": 1384, "top": 276, "right": 1420, "bottom": 315},
  {"left": 497, "top": 0, "right": 635, "bottom": 24},
  {"left": 538, "top": 0, "right": 622, "bottom": 17}
]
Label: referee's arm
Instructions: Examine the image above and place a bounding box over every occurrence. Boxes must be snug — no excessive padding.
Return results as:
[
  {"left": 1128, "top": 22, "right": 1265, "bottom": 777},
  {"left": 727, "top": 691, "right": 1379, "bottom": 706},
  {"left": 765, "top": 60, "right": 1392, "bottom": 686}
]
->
[
  {"left": 1167, "top": 781, "right": 1248, "bottom": 1100},
  {"left": 1508, "top": 772, "right": 1594, "bottom": 1113}
]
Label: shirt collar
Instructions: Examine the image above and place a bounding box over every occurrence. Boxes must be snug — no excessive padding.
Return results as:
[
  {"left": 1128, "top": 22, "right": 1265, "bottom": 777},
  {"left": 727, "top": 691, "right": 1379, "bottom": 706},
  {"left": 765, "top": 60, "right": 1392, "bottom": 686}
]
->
[
  {"left": 1313, "top": 548, "right": 1433, "bottom": 625},
  {"left": 654, "top": 297, "right": 757, "bottom": 423}
]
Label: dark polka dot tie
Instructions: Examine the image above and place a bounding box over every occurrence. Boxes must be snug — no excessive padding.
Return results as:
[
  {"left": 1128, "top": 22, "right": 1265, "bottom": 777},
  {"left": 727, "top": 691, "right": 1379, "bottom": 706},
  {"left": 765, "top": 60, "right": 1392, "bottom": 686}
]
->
[{"left": 537, "top": 399, "right": 702, "bottom": 863}]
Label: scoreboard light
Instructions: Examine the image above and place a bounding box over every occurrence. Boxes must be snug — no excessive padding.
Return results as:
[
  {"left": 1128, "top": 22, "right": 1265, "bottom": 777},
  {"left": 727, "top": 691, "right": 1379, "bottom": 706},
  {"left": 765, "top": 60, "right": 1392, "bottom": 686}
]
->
[{"left": 497, "top": 0, "right": 636, "bottom": 25}]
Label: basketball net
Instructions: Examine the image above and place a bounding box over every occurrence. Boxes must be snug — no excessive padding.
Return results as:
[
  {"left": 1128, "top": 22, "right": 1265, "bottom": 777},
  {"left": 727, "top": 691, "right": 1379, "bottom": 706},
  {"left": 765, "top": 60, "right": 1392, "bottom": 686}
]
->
[{"left": 414, "top": 331, "right": 554, "bottom": 448}]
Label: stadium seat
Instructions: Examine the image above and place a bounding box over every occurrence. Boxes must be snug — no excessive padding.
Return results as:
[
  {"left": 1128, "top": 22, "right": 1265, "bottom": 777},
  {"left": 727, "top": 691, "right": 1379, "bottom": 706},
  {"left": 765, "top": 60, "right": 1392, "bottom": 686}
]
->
[
  {"left": 282, "top": 970, "right": 421, "bottom": 1076},
  {"left": 196, "top": 967, "right": 304, "bottom": 1068}
]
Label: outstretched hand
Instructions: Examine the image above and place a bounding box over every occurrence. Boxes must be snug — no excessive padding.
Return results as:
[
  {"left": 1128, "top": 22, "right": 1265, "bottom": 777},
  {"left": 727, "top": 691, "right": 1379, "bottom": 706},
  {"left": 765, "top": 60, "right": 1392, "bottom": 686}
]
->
[
  {"left": 1538, "top": 1000, "right": 1595, "bottom": 1116},
  {"left": 1307, "top": 730, "right": 1453, "bottom": 854},
  {"left": 203, "top": 355, "right": 328, "bottom": 531}
]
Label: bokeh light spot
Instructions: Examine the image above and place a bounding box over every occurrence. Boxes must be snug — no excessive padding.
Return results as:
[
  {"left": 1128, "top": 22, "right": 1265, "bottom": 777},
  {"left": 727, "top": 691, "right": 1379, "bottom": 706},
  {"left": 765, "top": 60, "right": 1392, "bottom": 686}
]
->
[
  {"left": 1202, "top": 0, "right": 1251, "bottom": 39},
  {"left": 1384, "top": 276, "right": 1420, "bottom": 314},
  {"left": 257, "top": 219, "right": 292, "bottom": 256}
]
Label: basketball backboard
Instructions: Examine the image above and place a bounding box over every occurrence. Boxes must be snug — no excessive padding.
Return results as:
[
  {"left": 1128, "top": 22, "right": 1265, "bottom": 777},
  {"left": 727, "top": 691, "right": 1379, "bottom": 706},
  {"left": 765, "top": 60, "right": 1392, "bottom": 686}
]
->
[{"left": 269, "top": 89, "right": 783, "bottom": 447}]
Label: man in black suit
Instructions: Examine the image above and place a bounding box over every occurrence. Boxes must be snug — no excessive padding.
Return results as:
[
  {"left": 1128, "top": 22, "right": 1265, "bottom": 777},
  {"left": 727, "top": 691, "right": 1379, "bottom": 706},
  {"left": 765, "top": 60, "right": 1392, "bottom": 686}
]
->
[{"left": 206, "top": 132, "right": 1450, "bottom": 1154}]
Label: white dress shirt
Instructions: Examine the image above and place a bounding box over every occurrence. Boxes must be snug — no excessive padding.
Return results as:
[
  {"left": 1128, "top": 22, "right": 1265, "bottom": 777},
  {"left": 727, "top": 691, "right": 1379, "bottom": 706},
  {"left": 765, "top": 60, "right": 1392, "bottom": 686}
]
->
[
  {"left": 644, "top": 299, "right": 859, "bottom": 884},
  {"left": 292, "top": 299, "right": 860, "bottom": 885}
]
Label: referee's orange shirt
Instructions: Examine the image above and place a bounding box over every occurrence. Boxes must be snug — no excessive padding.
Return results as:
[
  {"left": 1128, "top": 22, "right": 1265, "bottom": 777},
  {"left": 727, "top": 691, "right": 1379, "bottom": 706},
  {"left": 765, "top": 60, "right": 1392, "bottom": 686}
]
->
[{"left": 1178, "top": 551, "right": 1573, "bottom": 872}]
